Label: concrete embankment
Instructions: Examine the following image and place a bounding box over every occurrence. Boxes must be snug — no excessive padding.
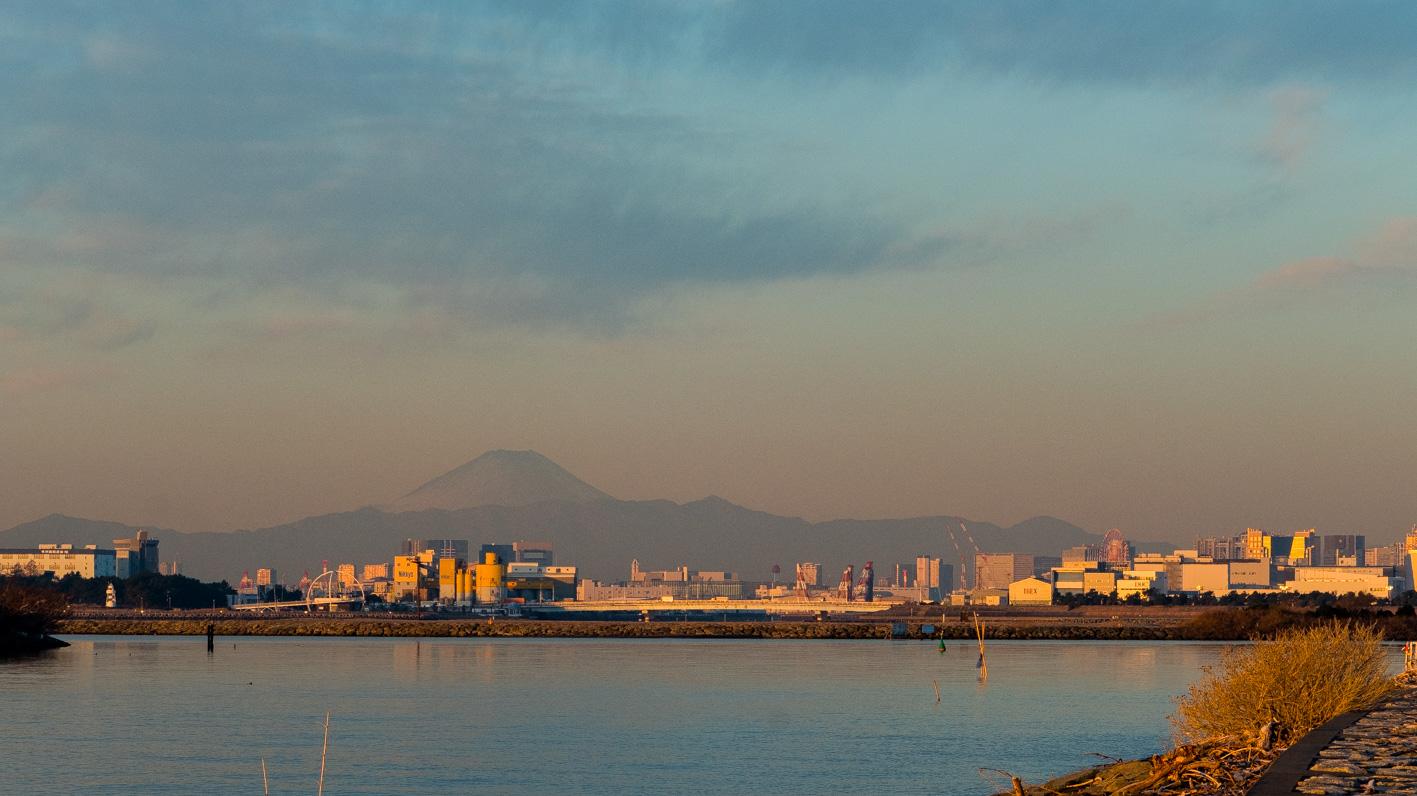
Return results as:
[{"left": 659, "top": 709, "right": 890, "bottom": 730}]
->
[{"left": 59, "top": 615, "right": 1198, "bottom": 640}]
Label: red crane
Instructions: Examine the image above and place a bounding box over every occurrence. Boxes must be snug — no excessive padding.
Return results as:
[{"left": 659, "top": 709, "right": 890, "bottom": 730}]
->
[{"left": 837, "top": 565, "right": 854, "bottom": 601}]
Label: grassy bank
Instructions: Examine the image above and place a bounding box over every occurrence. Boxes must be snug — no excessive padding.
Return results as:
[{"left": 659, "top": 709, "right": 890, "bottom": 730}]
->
[{"left": 992, "top": 623, "right": 1403, "bottom": 796}]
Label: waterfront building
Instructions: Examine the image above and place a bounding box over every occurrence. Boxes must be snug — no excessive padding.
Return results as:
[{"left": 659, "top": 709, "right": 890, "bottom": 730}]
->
[
  {"left": 1008, "top": 577, "right": 1054, "bottom": 605},
  {"left": 1287, "top": 566, "right": 1399, "bottom": 598},
  {"left": 1227, "top": 561, "right": 1271, "bottom": 590},
  {"left": 112, "top": 530, "right": 160, "bottom": 577},
  {"left": 1083, "top": 570, "right": 1118, "bottom": 596},
  {"left": 393, "top": 550, "right": 436, "bottom": 601},
  {"left": 362, "top": 563, "right": 390, "bottom": 580},
  {"left": 974, "top": 553, "right": 1033, "bottom": 590},
  {"left": 475, "top": 552, "right": 507, "bottom": 605},
  {"left": 1178, "top": 563, "right": 1229, "bottom": 593},
  {"left": 1117, "top": 570, "right": 1167, "bottom": 601},
  {"left": 0, "top": 544, "right": 117, "bottom": 578},
  {"left": 1049, "top": 561, "right": 1100, "bottom": 596}
]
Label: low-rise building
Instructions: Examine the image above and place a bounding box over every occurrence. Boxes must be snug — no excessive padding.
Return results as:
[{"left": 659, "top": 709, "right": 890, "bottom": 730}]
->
[
  {"left": 1178, "top": 562, "right": 1229, "bottom": 593},
  {"left": 1117, "top": 570, "right": 1167, "bottom": 601},
  {"left": 1008, "top": 577, "right": 1054, "bottom": 605},
  {"left": 1287, "top": 566, "right": 1400, "bottom": 598},
  {"left": 0, "top": 544, "right": 117, "bottom": 578}
]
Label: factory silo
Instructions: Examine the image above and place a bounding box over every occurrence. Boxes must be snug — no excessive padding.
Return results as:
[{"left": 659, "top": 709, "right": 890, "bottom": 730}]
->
[{"left": 475, "top": 552, "right": 506, "bottom": 606}]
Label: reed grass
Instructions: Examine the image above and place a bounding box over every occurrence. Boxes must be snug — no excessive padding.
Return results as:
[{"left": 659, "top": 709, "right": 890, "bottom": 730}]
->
[{"left": 1171, "top": 622, "right": 1397, "bottom": 746}]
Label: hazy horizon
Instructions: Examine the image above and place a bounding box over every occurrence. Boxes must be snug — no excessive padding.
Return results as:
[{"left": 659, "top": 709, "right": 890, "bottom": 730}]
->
[{"left": 4, "top": 3, "right": 1416, "bottom": 545}]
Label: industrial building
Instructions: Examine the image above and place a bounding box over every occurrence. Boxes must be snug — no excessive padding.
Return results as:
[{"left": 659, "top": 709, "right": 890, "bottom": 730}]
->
[
  {"left": 1008, "top": 577, "right": 1054, "bottom": 605},
  {"left": 0, "top": 544, "right": 118, "bottom": 578},
  {"left": 1288, "top": 566, "right": 1399, "bottom": 598}
]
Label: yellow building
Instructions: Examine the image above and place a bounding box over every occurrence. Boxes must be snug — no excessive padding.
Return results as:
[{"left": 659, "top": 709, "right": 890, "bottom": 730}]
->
[
  {"left": 1008, "top": 577, "right": 1054, "bottom": 605},
  {"left": 393, "top": 550, "right": 435, "bottom": 601}
]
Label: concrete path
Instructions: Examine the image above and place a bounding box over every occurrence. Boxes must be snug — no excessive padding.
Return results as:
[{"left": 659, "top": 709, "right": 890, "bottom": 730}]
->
[{"left": 1249, "top": 689, "right": 1417, "bottom": 796}]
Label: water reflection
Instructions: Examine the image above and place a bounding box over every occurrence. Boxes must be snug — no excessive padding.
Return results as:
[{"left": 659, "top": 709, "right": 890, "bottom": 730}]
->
[{"left": 5, "top": 637, "right": 1228, "bottom": 795}]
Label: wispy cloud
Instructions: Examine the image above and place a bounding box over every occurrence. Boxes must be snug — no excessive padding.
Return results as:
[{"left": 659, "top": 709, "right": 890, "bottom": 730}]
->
[{"left": 1142, "top": 217, "right": 1417, "bottom": 328}]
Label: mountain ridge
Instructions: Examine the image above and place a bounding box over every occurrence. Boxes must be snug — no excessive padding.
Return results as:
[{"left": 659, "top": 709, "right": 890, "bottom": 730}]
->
[{"left": 387, "top": 449, "right": 615, "bottom": 512}]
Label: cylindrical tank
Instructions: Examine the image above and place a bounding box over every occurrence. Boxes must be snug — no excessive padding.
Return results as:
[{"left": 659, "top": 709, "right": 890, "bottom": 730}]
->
[
  {"left": 455, "top": 569, "right": 467, "bottom": 603},
  {"left": 475, "top": 552, "right": 506, "bottom": 606}
]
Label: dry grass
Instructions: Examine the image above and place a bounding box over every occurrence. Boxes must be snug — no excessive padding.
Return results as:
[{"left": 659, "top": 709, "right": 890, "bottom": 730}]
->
[{"left": 1171, "top": 622, "right": 1397, "bottom": 746}]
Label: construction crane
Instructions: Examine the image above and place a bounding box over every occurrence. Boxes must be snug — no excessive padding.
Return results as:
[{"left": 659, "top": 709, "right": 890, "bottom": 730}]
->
[
  {"left": 944, "top": 521, "right": 969, "bottom": 593},
  {"left": 945, "top": 517, "right": 982, "bottom": 591},
  {"left": 837, "top": 565, "right": 854, "bottom": 601},
  {"left": 956, "top": 517, "right": 981, "bottom": 590}
]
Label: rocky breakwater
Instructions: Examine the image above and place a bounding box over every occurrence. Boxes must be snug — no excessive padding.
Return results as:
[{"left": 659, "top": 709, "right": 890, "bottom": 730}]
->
[{"left": 59, "top": 613, "right": 1219, "bottom": 640}]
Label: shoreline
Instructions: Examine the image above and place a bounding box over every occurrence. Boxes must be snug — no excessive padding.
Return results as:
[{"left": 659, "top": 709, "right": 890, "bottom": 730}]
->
[
  {"left": 53, "top": 613, "right": 1220, "bottom": 641},
  {"left": 54, "top": 604, "right": 1417, "bottom": 641}
]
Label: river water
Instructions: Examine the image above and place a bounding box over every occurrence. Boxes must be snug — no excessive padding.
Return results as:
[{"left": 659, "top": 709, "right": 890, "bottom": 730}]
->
[{"left": 5, "top": 636, "right": 1228, "bottom": 795}]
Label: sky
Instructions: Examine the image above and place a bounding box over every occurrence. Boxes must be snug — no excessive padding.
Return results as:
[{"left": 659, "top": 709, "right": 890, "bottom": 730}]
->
[{"left": 3, "top": 1, "right": 1417, "bottom": 544}]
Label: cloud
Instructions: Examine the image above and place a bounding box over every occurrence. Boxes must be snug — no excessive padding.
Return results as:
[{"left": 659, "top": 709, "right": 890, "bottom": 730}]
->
[
  {"left": 0, "top": 2, "right": 940, "bottom": 333},
  {"left": 1142, "top": 217, "right": 1417, "bottom": 327},
  {"left": 487, "top": 1, "right": 1417, "bottom": 87}
]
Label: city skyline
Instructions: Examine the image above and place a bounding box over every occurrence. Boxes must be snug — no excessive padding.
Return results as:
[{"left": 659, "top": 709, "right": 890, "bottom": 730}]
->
[{"left": 4, "top": 3, "right": 1417, "bottom": 543}]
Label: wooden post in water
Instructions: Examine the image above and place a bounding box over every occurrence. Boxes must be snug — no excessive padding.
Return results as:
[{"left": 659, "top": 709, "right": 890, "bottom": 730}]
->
[
  {"left": 973, "top": 612, "right": 988, "bottom": 680},
  {"left": 261, "top": 758, "right": 268, "bottom": 796},
  {"left": 318, "top": 711, "right": 330, "bottom": 796},
  {"left": 206, "top": 623, "right": 214, "bottom": 653}
]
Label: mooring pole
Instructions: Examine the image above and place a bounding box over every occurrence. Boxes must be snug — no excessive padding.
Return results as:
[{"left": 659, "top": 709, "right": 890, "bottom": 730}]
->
[{"left": 206, "top": 623, "right": 214, "bottom": 653}]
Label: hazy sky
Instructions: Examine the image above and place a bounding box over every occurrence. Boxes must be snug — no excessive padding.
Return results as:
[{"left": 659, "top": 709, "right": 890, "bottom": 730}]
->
[{"left": 4, "top": 2, "right": 1416, "bottom": 543}]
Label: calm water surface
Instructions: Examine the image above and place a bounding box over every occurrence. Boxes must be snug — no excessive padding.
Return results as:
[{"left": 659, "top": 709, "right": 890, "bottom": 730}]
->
[{"left": 4, "top": 636, "right": 1228, "bottom": 795}]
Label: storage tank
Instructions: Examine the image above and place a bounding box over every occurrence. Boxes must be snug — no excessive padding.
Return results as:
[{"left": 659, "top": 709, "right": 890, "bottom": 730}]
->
[{"left": 475, "top": 552, "right": 506, "bottom": 606}]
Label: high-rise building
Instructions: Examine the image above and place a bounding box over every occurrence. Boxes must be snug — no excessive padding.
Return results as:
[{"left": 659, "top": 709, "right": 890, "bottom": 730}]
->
[
  {"left": 256, "top": 568, "right": 277, "bottom": 587},
  {"left": 404, "top": 539, "right": 470, "bottom": 561},
  {"left": 362, "top": 563, "right": 390, "bottom": 580},
  {"left": 1195, "top": 536, "right": 1245, "bottom": 560},
  {"left": 337, "top": 564, "right": 356, "bottom": 586},
  {"left": 974, "top": 554, "right": 1034, "bottom": 590},
  {"left": 1319, "top": 535, "right": 1365, "bottom": 567},
  {"left": 1366, "top": 542, "right": 1405, "bottom": 567},
  {"left": 1062, "top": 545, "right": 1099, "bottom": 563},
  {"left": 1245, "top": 528, "right": 1270, "bottom": 560},
  {"left": 113, "top": 530, "right": 160, "bottom": 578},
  {"left": 796, "top": 562, "right": 821, "bottom": 587}
]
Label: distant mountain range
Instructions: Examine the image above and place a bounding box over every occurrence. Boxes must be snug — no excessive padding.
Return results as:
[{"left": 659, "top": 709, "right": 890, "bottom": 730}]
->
[{"left": 0, "top": 450, "right": 1171, "bottom": 584}]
